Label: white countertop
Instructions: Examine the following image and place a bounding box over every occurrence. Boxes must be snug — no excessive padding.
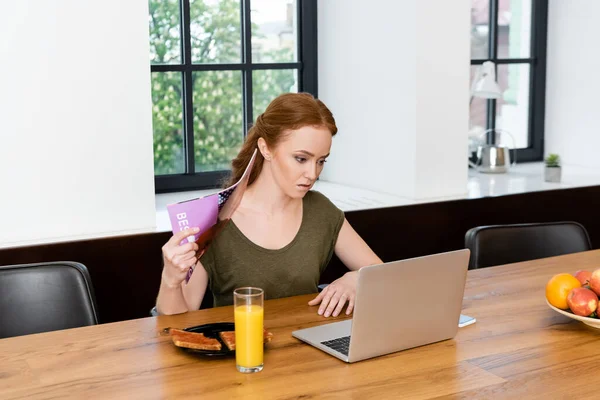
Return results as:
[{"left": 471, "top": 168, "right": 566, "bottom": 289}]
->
[
  {"left": 467, "top": 162, "right": 600, "bottom": 199},
  {"left": 155, "top": 162, "right": 600, "bottom": 232}
]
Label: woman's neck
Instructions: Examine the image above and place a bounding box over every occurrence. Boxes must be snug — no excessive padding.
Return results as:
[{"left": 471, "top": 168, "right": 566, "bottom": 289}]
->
[{"left": 242, "top": 168, "right": 299, "bottom": 216}]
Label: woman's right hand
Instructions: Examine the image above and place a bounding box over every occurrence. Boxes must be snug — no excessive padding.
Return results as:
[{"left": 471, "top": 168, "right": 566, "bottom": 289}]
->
[{"left": 161, "top": 228, "right": 200, "bottom": 288}]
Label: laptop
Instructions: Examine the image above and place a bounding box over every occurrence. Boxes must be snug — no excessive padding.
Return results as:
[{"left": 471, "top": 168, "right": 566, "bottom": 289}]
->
[{"left": 292, "top": 249, "right": 470, "bottom": 363}]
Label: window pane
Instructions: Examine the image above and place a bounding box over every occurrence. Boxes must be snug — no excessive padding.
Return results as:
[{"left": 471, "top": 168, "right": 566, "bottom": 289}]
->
[
  {"left": 151, "top": 72, "right": 185, "bottom": 175},
  {"left": 251, "top": 0, "right": 297, "bottom": 63},
  {"left": 190, "top": 0, "right": 242, "bottom": 64},
  {"left": 496, "top": 63, "right": 530, "bottom": 149},
  {"left": 469, "top": 65, "right": 489, "bottom": 153},
  {"left": 471, "top": 0, "right": 489, "bottom": 59},
  {"left": 149, "top": 0, "right": 182, "bottom": 64},
  {"left": 252, "top": 69, "right": 298, "bottom": 121},
  {"left": 193, "top": 71, "right": 243, "bottom": 172},
  {"left": 498, "top": 0, "right": 532, "bottom": 58}
]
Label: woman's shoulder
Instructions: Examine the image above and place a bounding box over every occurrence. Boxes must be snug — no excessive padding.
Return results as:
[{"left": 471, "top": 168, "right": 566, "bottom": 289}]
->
[
  {"left": 303, "top": 191, "right": 345, "bottom": 260},
  {"left": 306, "top": 189, "right": 334, "bottom": 207},
  {"left": 305, "top": 190, "right": 344, "bottom": 218}
]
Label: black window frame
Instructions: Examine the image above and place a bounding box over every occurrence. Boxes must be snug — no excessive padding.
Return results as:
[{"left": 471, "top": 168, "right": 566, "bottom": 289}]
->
[
  {"left": 470, "top": 0, "right": 548, "bottom": 162},
  {"left": 152, "top": 0, "right": 318, "bottom": 193}
]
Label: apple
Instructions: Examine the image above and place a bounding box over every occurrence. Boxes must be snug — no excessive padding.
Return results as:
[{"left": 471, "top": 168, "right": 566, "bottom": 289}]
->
[
  {"left": 588, "top": 269, "right": 600, "bottom": 297},
  {"left": 567, "top": 288, "right": 598, "bottom": 317},
  {"left": 574, "top": 270, "right": 593, "bottom": 286}
]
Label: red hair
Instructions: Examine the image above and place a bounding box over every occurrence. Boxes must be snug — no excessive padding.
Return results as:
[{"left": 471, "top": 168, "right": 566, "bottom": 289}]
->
[{"left": 224, "top": 92, "right": 337, "bottom": 187}]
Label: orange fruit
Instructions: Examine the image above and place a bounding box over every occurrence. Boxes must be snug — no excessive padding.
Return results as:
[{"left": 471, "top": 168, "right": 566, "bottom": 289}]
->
[{"left": 546, "top": 273, "right": 581, "bottom": 309}]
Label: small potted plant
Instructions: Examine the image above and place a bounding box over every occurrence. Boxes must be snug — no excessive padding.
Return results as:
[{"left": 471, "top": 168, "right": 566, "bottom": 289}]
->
[{"left": 544, "top": 153, "right": 561, "bottom": 183}]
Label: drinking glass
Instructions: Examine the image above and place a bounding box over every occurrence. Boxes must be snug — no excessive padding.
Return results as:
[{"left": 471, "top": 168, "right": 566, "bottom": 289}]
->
[{"left": 233, "top": 287, "right": 264, "bottom": 373}]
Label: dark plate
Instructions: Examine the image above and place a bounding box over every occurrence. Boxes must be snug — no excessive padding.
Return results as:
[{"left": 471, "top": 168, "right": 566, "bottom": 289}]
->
[{"left": 177, "top": 322, "right": 235, "bottom": 357}]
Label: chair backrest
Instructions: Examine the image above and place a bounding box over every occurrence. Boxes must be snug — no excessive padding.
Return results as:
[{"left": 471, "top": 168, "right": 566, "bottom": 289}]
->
[
  {"left": 465, "top": 221, "right": 592, "bottom": 270},
  {"left": 0, "top": 261, "right": 98, "bottom": 338}
]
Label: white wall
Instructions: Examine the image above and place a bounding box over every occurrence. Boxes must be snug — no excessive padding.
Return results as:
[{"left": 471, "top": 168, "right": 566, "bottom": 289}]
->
[
  {"left": 318, "top": 0, "right": 470, "bottom": 200},
  {"left": 414, "top": 0, "right": 471, "bottom": 199},
  {"left": 317, "top": 1, "right": 417, "bottom": 197},
  {"left": 0, "top": 1, "right": 156, "bottom": 249},
  {"left": 545, "top": 1, "right": 600, "bottom": 168}
]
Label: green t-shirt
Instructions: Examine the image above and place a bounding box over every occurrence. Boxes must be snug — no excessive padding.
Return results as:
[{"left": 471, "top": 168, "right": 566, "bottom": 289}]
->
[{"left": 200, "top": 190, "right": 345, "bottom": 307}]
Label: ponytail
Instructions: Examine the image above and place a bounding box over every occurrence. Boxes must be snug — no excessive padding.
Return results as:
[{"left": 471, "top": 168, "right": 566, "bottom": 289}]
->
[{"left": 223, "top": 125, "right": 264, "bottom": 188}]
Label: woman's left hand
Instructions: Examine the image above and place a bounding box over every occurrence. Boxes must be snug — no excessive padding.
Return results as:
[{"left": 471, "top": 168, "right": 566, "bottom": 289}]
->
[{"left": 308, "top": 271, "right": 359, "bottom": 317}]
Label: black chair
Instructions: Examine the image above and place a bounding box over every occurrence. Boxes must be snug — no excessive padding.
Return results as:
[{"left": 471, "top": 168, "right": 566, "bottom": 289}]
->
[
  {"left": 465, "top": 221, "right": 592, "bottom": 270},
  {"left": 0, "top": 261, "right": 99, "bottom": 338}
]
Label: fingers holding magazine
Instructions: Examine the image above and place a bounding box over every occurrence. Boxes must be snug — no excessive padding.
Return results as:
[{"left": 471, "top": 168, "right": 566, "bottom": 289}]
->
[{"left": 162, "top": 228, "right": 201, "bottom": 288}]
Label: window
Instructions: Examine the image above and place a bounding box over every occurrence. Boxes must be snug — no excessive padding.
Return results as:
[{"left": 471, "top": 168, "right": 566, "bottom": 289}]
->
[
  {"left": 149, "top": 0, "right": 317, "bottom": 192},
  {"left": 470, "top": 0, "right": 548, "bottom": 162}
]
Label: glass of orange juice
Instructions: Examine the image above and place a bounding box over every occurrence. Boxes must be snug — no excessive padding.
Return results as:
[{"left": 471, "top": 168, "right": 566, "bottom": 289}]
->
[{"left": 234, "top": 287, "right": 264, "bottom": 373}]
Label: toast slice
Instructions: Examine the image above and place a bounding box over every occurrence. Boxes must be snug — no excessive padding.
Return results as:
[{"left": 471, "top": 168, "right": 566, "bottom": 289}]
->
[
  {"left": 219, "top": 331, "right": 236, "bottom": 351},
  {"left": 170, "top": 328, "right": 222, "bottom": 351},
  {"left": 219, "top": 329, "right": 274, "bottom": 351}
]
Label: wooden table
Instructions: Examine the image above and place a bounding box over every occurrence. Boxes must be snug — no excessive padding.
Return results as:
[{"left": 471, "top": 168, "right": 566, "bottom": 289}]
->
[{"left": 2, "top": 250, "right": 600, "bottom": 399}]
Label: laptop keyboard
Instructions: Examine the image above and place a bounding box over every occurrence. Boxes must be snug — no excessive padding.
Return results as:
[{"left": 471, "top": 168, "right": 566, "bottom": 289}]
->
[{"left": 321, "top": 336, "right": 351, "bottom": 356}]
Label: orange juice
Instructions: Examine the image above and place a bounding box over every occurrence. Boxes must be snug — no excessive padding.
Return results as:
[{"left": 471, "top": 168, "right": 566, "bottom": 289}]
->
[{"left": 234, "top": 304, "right": 264, "bottom": 368}]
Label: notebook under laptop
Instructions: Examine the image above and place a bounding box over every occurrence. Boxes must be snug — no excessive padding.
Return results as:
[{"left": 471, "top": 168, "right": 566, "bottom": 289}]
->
[{"left": 292, "top": 249, "right": 470, "bottom": 363}]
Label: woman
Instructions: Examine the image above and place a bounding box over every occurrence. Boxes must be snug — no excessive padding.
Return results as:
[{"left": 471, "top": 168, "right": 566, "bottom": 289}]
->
[{"left": 156, "top": 93, "right": 382, "bottom": 318}]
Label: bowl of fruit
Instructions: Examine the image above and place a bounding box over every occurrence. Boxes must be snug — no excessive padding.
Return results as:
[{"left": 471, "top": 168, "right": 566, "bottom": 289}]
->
[{"left": 545, "top": 269, "right": 600, "bottom": 329}]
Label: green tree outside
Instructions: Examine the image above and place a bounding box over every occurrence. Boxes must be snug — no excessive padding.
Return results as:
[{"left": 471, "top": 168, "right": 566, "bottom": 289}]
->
[{"left": 149, "top": 0, "right": 296, "bottom": 175}]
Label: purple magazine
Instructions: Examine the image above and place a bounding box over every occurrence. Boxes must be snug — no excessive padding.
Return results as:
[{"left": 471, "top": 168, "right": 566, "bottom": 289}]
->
[{"left": 166, "top": 148, "right": 258, "bottom": 283}]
